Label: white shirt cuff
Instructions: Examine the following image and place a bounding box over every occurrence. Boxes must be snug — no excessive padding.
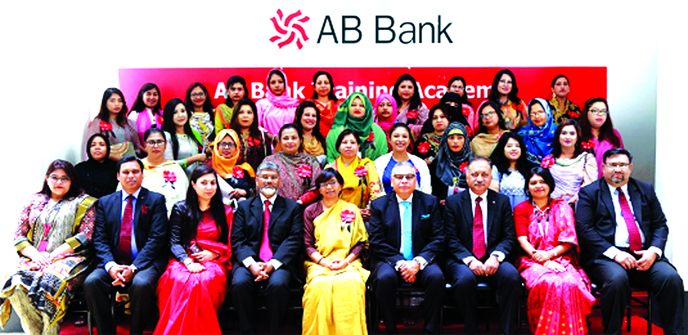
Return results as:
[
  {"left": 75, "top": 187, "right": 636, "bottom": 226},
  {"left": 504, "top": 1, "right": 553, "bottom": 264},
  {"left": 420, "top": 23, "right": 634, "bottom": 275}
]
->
[
  {"left": 648, "top": 246, "right": 663, "bottom": 259},
  {"left": 603, "top": 246, "right": 622, "bottom": 260},
  {"left": 242, "top": 256, "right": 256, "bottom": 268},
  {"left": 105, "top": 261, "right": 117, "bottom": 272},
  {"left": 413, "top": 257, "right": 428, "bottom": 270},
  {"left": 491, "top": 252, "right": 505, "bottom": 263},
  {"left": 463, "top": 256, "right": 477, "bottom": 266},
  {"left": 395, "top": 260, "right": 405, "bottom": 271},
  {"left": 268, "top": 259, "right": 283, "bottom": 270}
]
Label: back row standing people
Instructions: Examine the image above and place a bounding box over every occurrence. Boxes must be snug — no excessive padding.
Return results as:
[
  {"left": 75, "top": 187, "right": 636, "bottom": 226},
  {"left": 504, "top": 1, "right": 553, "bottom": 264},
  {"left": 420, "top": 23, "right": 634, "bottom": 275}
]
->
[
  {"left": 85, "top": 88, "right": 142, "bottom": 160},
  {"left": 257, "top": 69, "right": 300, "bottom": 136},
  {"left": 393, "top": 74, "right": 429, "bottom": 140},
  {"left": 128, "top": 83, "right": 163, "bottom": 145}
]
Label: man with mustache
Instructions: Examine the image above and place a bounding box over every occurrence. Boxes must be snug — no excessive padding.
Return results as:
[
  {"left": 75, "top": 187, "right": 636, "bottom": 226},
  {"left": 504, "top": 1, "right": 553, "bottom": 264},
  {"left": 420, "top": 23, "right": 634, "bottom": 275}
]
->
[
  {"left": 230, "top": 161, "right": 303, "bottom": 334},
  {"left": 576, "top": 148, "right": 684, "bottom": 335},
  {"left": 444, "top": 156, "right": 521, "bottom": 335}
]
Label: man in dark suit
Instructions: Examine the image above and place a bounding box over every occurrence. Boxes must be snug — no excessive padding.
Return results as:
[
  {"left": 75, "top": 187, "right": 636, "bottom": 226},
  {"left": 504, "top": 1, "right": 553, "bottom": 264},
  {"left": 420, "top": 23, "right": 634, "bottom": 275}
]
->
[
  {"left": 84, "top": 156, "right": 168, "bottom": 335},
  {"left": 444, "top": 156, "right": 520, "bottom": 335},
  {"left": 576, "top": 148, "right": 683, "bottom": 334},
  {"left": 230, "top": 161, "right": 303, "bottom": 334},
  {"left": 368, "top": 161, "right": 445, "bottom": 335}
]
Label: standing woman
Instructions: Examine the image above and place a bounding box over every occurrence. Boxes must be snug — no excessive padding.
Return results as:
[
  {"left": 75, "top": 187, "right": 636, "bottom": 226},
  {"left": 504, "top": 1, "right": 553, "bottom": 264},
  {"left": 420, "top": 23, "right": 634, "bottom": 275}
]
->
[
  {"left": 414, "top": 104, "right": 450, "bottom": 165},
  {"left": 518, "top": 98, "right": 557, "bottom": 165},
  {"left": 445, "top": 76, "right": 476, "bottom": 127},
  {"left": 215, "top": 75, "right": 248, "bottom": 135},
  {"left": 545, "top": 119, "right": 597, "bottom": 205},
  {"left": 256, "top": 69, "right": 300, "bottom": 136},
  {"left": 374, "top": 123, "right": 432, "bottom": 194},
  {"left": 162, "top": 98, "right": 207, "bottom": 176},
  {"left": 154, "top": 165, "right": 233, "bottom": 335},
  {"left": 309, "top": 70, "right": 339, "bottom": 137},
  {"left": 326, "top": 92, "right": 387, "bottom": 163},
  {"left": 578, "top": 97, "right": 624, "bottom": 178},
  {"left": 488, "top": 132, "right": 533, "bottom": 210},
  {"left": 515, "top": 167, "right": 594, "bottom": 335},
  {"left": 185, "top": 82, "right": 215, "bottom": 148},
  {"left": 471, "top": 101, "right": 509, "bottom": 157},
  {"left": 76, "top": 133, "right": 118, "bottom": 198},
  {"left": 0, "top": 160, "right": 96, "bottom": 335},
  {"left": 262, "top": 124, "right": 322, "bottom": 205},
  {"left": 128, "top": 83, "right": 163, "bottom": 144},
  {"left": 392, "top": 74, "right": 429, "bottom": 139},
  {"left": 439, "top": 92, "right": 471, "bottom": 130},
  {"left": 430, "top": 122, "right": 472, "bottom": 202},
  {"left": 302, "top": 169, "right": 369, "bottom": 335},
  {"left": 373, "top": 93, "right": 398, "bottom": 135},
  {"left": 85, "top": 87, "right": 141, "bottom": 161},
  {"left": 488, "top": 69, "right": 528, "bottom": 130},
  {"left": 229, "top": 98, "right": 273, "bottom": 172},
  {"left": 278, "top": 101, "right": 327, "bottom": 163},
  {"left": 549, "top": 75, "right": 582, "bottom": 124}
]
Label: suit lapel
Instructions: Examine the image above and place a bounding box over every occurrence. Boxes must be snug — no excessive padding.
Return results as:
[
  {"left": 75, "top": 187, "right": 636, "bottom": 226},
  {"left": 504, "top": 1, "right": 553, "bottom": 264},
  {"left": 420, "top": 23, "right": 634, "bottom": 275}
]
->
[
  {"left": 460, "top": 191, "right": 474, "bottom": 246},
  {"left": 269, "top": 196, "right": 286, "bottom": 231},
  {"left": 133, "top": 188, "right": 147, "bottom": 235},
  {"left": 600, "top": 180, "right": 616, "bottom": 224},
  {"left": 251, "top": 197, "right": 264, "bottom": 229},
  {"left": 387, "top": 193, "right": 402, "bottom": 248},
  {"left": 486, "top": 191, "right": 496, "bottom": 248},
  {"left": 411, "top": 191, "right": 421, "bottom": 247},
  {"left": 114, "top": 191, "right": 123, "bottom": 239}
]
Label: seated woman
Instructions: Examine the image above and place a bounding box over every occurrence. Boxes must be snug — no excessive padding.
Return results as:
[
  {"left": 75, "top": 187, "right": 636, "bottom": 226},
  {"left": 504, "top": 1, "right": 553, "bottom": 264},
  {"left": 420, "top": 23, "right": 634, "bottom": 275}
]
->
[
  {"left": 430, "top": 122, "right": 472, "bottom": 201},
  {"left": 488, "top": 69, "right": 528, "bottom": 130},
  {"left": 579, "top": 97, "right": 624, "bottom": 178},
  {"left": 154, "top": 165, "right": 233, "bottom": 335},
  {"left": 543, "top": 119, "right": 597, "bottom": 205},
  {"left": 76, "top": 133, "right": 118, "bottom": 198},
  {"left": 515, "top": 167, "right": 595, "bottom": 335},
  {"left": 208, "top": 129, "right": 256, "bottom": 200},
  {"left": 549, "top": 75, "right": 582, "bottom": 124},
  {"left": 185, "top": 82, "right": 215, "bottom": 148},
  {"left": 446, "top": 76, "right": 476, "bottom": 129},
  {"left": 373, "top": 93, "right": 398, "bottom": 135},
  {"left": 85, "top": 87, "right": 141, "bottom": 160},
  {"left": 374, "top": 123, "right": 432, "bottom": 194},
  {"left": 162, "top": 98, "right": 207, "bottom": 176},
  {"left": 518, "top": 98, "right": 557, "bottom": 165},
  {"left": 263, "top": 124, "right": 322, "bottom": 205},
  {"left": 471, "top": 101, "right": 509, "bottom": 157},
  {"left": 229, "top": 98, "right": 273, "bottom": 173},
  {"left": 392, "top": 74, "right": 429, "bottom": 139},
  {"left": 128, "top": 83, "right": 163, "bottom": 144},
  {"left": 276, "top": 101, "right": 327, "bottom": 164},
  {"left": 256, "top": 69, "right": 300, "bottom": 136},
  {"left": 326, "top": 92, "right": 387, "bottom": 163},
  {"left": 0, "top": 160, "right": 96, "bottom": 335},
  {"left": 302, "top": 168, "right": 369, "bottom": 335},
  {"left": 488, "top": 132, "right": 533, "bottom": 210},
  {"left": 215, "top": 75, "right": 248, "bottom": 135},
  {"left": 327, "top": 129, "right": 383, "bottom": 221},
  {"left": 140, "top": 128, "right": 190, "bottom": 216},
  {"left": 413, "top": 104, "right": 450, "bottom": 165},
  {"left": 309, "top": 71, "right": 339, "bottom": 137}
]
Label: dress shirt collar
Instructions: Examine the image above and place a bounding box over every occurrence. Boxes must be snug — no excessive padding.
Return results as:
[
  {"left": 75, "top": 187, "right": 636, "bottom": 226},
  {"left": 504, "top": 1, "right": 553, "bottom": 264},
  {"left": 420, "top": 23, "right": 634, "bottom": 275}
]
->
[
  {"left": 260, "top": 192, "right": 278, "bottom": 206},
  {"left": 468, "top": 189, "right": 487, "bottom": 203},
  {"left": 121, "top": 188, "right": 142, "bottom": 201},
  {"left": 396, "top": 193, "right": 413, "bottom": 205}
]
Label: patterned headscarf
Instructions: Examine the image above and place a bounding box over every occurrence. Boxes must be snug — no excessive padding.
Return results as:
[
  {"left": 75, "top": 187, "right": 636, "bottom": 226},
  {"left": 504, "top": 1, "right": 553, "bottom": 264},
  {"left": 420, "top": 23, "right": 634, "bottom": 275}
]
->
[
  {"left": 435, "top": 122, "right": 472, "bottom": 187},
  {"left": 374, "top": 93, "right": 398, "bottom": 133},
  {"left": 212, "top": 129, "right": 255, "bottom": 178},
  {"left": 518, "top": 98, "right": 556, "bottom": 164}
]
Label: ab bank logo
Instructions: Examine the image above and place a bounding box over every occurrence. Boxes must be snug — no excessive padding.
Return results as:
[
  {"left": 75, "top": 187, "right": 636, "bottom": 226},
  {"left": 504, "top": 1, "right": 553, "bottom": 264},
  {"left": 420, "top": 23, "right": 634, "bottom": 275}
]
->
[{"left": 269, "top": 9, "right": 310, "bottom": 50}]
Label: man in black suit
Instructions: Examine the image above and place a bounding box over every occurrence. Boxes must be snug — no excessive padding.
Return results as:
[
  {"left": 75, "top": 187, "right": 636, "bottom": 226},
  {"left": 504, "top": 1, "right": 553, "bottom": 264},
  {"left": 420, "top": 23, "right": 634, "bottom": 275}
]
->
[
  {"left": 368, "top": 161, "right": 445, "bottom": 335},
  {"left": 230, "top": 161, "right": 303, "bottom": 334},
  {"left": 576, "top": 148, "right": 683, "bottom": 334},
  {"left": 84, "top": 156, "right": 168, "bottom": 335},
  {"left": 444, "top": 156, "right": 520, "bottom": 335}
]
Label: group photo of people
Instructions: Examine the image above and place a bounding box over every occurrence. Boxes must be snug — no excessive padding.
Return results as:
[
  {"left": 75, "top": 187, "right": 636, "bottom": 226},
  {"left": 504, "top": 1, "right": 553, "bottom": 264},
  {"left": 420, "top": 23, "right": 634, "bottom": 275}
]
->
[{"left": 0, "top": 68, "right": 683, "bottom": 335}]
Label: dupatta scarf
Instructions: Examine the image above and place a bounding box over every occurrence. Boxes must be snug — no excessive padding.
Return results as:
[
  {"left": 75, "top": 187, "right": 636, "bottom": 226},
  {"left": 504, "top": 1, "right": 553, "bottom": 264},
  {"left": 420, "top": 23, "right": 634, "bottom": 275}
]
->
[{"left": 518, "top": 98, "right": 557, "bottom": 164}]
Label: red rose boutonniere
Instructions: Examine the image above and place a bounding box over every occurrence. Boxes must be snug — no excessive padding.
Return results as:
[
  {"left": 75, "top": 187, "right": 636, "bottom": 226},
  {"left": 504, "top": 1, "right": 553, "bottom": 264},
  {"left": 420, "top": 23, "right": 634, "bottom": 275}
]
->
[
  {"left": 247, "top": 136, "right": 261, "bottom": 147},
  {"left": 163, "top": 170, "right": 177, "bottom": 189},
  {"left": 231, "top": 166, "right": 245, "bottom": 179},
  {"left": 141, "top": 205, "right": 149, "bottom": 214},
  {"left": 459, "top": 161, "right": 468, "bottom": 173},
  {"left": 354, "top": 166, "right": 368, "bottom": 177},
  {"left": 156, "top": 115, "right": 164, "bottom": 126},
  {"left": 569, "top": 110, "right": 580, "bottom": 118},
  {"left": 297, "top": 165, "right": 312, "bottom": 178},
  {"left": 541, "top": 156, "right": 555, "bottom": 168},
  {"left": 406, "top": 110, "right": 418, "bottom": 120},
  {"left": 582, "top": 140, "right": 595, "bottom": 150},
  {"left": 367, "top": 132, "right": 375, "bottom": 142},
  {"left": 99, "top": 120, "right": 113, "bottom": 132},
  {"left": 418, "top": 142, "right": 430, "bottom": 154},
  {"left": 340, "top": 209, "right": 355, "bottom": 232}
]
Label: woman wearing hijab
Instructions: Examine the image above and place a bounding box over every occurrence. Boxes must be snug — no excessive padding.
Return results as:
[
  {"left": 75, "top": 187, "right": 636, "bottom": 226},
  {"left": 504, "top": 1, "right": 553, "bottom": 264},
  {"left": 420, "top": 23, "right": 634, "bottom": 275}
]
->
[
  {"left": 256, "top": 68, "right": 300, "bottom": 136},
  {"left": 326, "top": 92, "right": 388, "bottom": 163},
  {"left": 208, "top": 129, "right": 256, "bottom": 200},
  {"left": 373, "top": 93, "right": 398, "bottom": 134},
  {"left": 75, "top": 134, "right": 118, "bottom": 198},
  {"left": 518, "top": 98, "right": 557, "bottom": 165},
  {"left": 430, "top": 122, "right": 473, "bottom": 201},
  {"left": 439, "top": 91, "right": 471, "bottom": 132}
]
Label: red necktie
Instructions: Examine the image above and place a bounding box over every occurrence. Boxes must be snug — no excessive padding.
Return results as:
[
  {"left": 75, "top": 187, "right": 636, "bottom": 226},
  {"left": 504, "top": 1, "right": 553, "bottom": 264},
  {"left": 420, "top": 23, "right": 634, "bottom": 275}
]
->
[
  {"left": 617, "top": 188, "right": 642, "bottom": 251},
  {"left": 473, "top": 197, "right": 486, "bottom": 259},
  {"left": 259, "top": 200, "right": 273, "bottom": 262},
  {"left": 117, "top": 195, "right": 134, "bottom": 263}
]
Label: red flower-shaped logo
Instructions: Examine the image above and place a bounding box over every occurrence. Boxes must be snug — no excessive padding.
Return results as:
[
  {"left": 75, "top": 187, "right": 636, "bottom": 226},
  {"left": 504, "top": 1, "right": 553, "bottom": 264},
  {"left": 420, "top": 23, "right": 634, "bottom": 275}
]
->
[
  {"left": 541, "top": 156, "right": 555, "bottom": 168},
  {"left": 340, "top": 209, "right": 355, "bottom": 224},
  {"left": 459, "top": 162, "right": 468, "bottom": 173},
  {"left": 99, "top": 120, "right": 113, "bottom": 132},
  {"left": 232, "top": 166, "right": 245, "bottom": 179},
  {"left": 582, "top": 140, "right": 595, "bottom": 150},
  {"left": 141, "top": 205, "right": 149, "bottom": 214},
  {"left": 406, "top": 110, "right": 418, "bottom": 120},
  {"left": 297, "top": 165, "right": 312, "bottom": 178},
  {"left": 247, "top": 136, "right": 261, "bottom": 147},
  {"left": 367, "top": 132, "right": 375, "bottom": 142},
  {"left": 353, "top": 166, "right": 368, "bottom": 177},
  {"left": 269, "top": 9, "right": 310, "bottom": 50},
  {"left": 417, "top": 142, "right": 430, "bottom": 154}
]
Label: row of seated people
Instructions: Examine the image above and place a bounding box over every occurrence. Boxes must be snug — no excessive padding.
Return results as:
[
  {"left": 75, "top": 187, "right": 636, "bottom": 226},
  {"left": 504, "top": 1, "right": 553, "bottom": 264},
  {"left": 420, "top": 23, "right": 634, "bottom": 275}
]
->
[{"left": 1, "top": 148, "right": 683, "bottom": 335}]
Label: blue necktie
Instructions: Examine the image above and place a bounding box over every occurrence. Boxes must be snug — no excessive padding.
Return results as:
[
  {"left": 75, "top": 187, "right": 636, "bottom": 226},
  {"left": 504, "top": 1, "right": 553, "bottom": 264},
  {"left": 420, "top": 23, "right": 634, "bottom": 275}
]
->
[{"left": 401, "top": 200, "right": 413, "bottom": 260}]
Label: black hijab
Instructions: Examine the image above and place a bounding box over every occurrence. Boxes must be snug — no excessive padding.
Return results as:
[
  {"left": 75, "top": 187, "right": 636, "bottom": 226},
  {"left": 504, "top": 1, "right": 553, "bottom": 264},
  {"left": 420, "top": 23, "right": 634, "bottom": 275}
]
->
[
  {"left": 75, "top": 133, "right": 118, "bottom": 198},
  {"left": 439, "top": 92, "right": 469, "bottom": 126}
]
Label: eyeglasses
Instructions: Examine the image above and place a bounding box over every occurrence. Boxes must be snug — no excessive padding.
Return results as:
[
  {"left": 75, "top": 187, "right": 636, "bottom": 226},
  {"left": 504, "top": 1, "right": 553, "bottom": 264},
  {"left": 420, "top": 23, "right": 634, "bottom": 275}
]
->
[
  {"left": 218, "top": 142, "right": 236, "bottom": 149},
  {"left": 606, "top": 163, "right": 629, "bottom": 170},
  {"left": 530, "top": 111, "right": 546, "bottom": 117},
  {"left": 191, "top": 92, "right": 206, "bottom": 98},
  {"left": 48, "top": 175, "right": 70, "bottom": 183},
  {"left": 146, "top": 140, "right": 165, "bottom": 147},
  {"left": 481, "top": 112, "right": 497, "bottom": 119},
  {"left": 320, "top": 180, "right": 338, "bottom": 188},
  {"left": 393, "top": 174, "right": 415, "bottom": 181},
  {"left": 589, "top": 108, "right": 609, "bottom": 116}
]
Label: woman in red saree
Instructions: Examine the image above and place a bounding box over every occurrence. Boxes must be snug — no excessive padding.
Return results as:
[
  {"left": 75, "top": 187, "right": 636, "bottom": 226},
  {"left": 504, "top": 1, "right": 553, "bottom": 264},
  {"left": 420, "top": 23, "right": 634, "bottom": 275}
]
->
[
  {"left": 514, "top": 167, "right": 595, "bottom": 335},
  {"left": 154, "top": 165, "right": 232, "bottom": 335}
]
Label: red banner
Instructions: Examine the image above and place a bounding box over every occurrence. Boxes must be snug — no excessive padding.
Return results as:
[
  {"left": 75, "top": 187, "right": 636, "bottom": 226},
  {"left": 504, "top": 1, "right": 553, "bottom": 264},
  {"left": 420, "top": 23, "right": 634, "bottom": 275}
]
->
[{"left": 118, "top": 67, "right": 606, "bottom": 111}]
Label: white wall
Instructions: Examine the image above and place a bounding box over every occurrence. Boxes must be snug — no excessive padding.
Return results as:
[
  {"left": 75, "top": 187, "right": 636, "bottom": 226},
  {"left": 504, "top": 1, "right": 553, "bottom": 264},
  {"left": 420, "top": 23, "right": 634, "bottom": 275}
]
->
[{"left": 0, "top": 1, "right": 682, "bottom": 280}]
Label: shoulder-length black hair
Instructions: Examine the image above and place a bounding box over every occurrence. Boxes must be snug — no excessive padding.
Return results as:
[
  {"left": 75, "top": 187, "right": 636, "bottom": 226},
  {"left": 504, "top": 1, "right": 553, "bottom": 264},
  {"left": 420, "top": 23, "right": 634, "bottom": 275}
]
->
[
  {"left": 551, "top": 119, "right": 583, "bottom": 158},
  {"left": 278, "top": 123, "right": 304, "bottom": 152},
  {"left": 183, "top": 165, "right": 229, "bottom": 245},
  {"left": 579, "top": 97, "right": 622, "bottom": 147},
  {"left": 225, "top": 76, "right": 248, "bottom": 108},
  {"left": 85, "top": 133, "right": 112, "bottom": 162},
  {"left": 392, "top": 74, "right": 422, "bottom": 111},
  {"left": 162, "top": 98, "right": 201, "bottom": 160},
  {"left": 420, "top": 104, "right": 450, "bottom": 136},
  {"left": 39, "top": 159, "right": 82, "bottom": 200},
  {"left": 310, "top": 70, "right": 338, "bottom": 102},
  {"left": 229, "top": 98, "right": 261, "bottom": 140},
  {"left": 477, "top": 101, "right": 507, "bottom": 134},
  {"left": 447, "top": 76, "right": 472, "bottom": 107},
  {"left": 388, "top": 122, "right": 414, "bottom": 152},
  {"left": 294, "top": 100, "right": 327, "bottom": 154},
  {"left": 97, "top": 88, "right": 129, "bottom": 127},
  {"left": 488, "top": 69, "right": 522, "bottom": 105},
  {"left": 335, "top": 128, "right": 361, "bottom": 150},
  {"left": 489, "top": 132, "right": 532, "bottom": 177},
  {"left": 129, "top": 83, "right": 162, "bottom": 117},
  {"left": 184, "top": 82, "right": 215, "bottom": 117},
  {"left": 523, "top": 166, "right": 556, "bottom": 200}
]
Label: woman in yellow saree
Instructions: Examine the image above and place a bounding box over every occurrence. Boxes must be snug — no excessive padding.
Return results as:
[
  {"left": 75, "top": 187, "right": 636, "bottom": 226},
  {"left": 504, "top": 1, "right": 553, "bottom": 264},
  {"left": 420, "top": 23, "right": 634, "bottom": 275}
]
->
[{"left": 302, "top": 168, "right": 369, "bottom": 335}]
